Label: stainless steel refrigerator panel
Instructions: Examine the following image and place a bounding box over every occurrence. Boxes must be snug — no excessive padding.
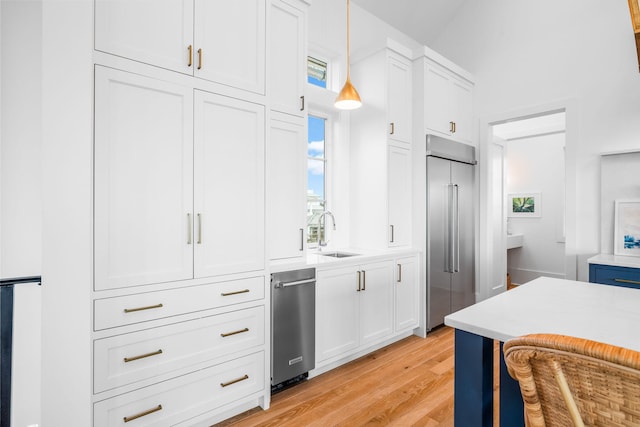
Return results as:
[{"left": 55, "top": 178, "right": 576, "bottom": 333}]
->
[
  {"left": 426, "top": 156, "right": 453, "bottom": 331},
  {"left": 271, "top": 269, "right": 315, "bottom": 386},
  {"left": 451, "top": 161, "right": 475, "bottom": 313}
]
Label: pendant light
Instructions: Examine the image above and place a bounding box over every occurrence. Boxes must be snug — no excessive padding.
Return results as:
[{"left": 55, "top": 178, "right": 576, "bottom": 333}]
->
[{"left": 335, "top": 0, "right": 362, "bottom": 110}]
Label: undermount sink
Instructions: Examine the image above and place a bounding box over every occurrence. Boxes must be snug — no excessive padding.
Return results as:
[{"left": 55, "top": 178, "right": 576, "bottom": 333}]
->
[
  {"left": 507, "top": 233, "right": 524, "bottom": 250},
  {"left": 318, "top": 251, "right": 359, "bottom": 258}
]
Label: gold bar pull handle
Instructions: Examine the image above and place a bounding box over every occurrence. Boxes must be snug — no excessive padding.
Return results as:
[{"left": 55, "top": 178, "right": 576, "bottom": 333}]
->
[
  {"left": 300, "top": 95, "right": 305, "bottom": 111},
  {"left": 123, "top": 404, "right": 163, "bottom": 423},
  {"left": 220, "top": 374, "right": 249, "bottom": 388},
  {"left": 187, "top": 45, "right": 193, "bottom": 67},
  {"left": 390, "top": 224, "right": 395, "bottom": 243},
  {"left": 397, "top": 264, "right": 402, "bottom": 283},
  {"left": 362, "top": 270, "right": 366, "bottom": 291},
  {"left": 614, "top": 278, "right": 640, "bottom": 285},
  {"left": 124, "top": 303, "right": 163, "bottom": 314},
  {"left": 453, "top": 121, "right": 457, "bottom": 133},
  {"left": 124, "top": 349, "right": 163, "bottom": 363},
  {"left": 299, "top": 228, "right": 304, "bottom": 251},
  {"left": 197, "top": 48, "right": 203, "bottom": 70},
  {"left": 197, "top": 213, "right": 202, "bottom": 244},
  {"left": 220, "top": 327, "right": 249, "bottom": 338},
  {"left": 221, "top": 289, "right": 250, "bottom": 297},
  {"left": 187, "top": 213, "right": 192, "bottom": 245},
  {"left": 357, "top": 271, "right": 361, "bottom": 291},
  {"left": 390, "top": 122, "right": 395, "bottom": 135}
]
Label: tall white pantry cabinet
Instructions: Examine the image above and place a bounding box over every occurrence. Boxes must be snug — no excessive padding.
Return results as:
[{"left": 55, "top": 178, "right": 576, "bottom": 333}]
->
[{"left": 91, "top": 0, "right": 309, "bottom": 425}]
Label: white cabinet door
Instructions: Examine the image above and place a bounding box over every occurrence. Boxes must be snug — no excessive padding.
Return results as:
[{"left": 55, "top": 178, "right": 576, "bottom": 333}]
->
[
  {"left": 451, "top": 79, "right": 474, "bottom": 144},
  {"left": 387, "top": 144, "right": 412, "bottom": 248},
  {"left": 193, "top": 91, "right": 265, "bottom": 278},
  {"left": 316, "top": 266, "right": 359, "bottom": 362},
  {"left": 194, "top": 0, "right": 266, "bottom": 94},
  {"left": 269, "top": 0, "right": 307, "bottom": 116},
  {"left": 358, "top": 261, "right": 394, "bottom": 346},
  {"left": 267, "top": 115, "right": 306, "bottom": 260},
  {"left": 394, "top": 255, "right": 419, "bottom": 331},
  {"left": 94, "top": 66, "right": 194, "bottom": 290},
  {"left": 387, "top": 53, "right": 412, "bottom": 144},
  {"left": 95, "top": 0, "right": 194, "bottom": 75},
  {"left": 424, "top": 64, "right": 454, "bottom": 138}
]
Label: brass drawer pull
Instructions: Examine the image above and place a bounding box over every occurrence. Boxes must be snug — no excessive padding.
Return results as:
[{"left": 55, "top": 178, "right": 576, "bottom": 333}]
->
[
  {"left": 197, "top": 48, "right": 203, "bottom": 70},
  {"left": 123, "top": 404, "right": 162, "bottom": 423},
  {"left": 614, "top": 278, "right": 640, "bottom": 285},
  {"left": 124, "top": 349, "right": 163, "bottom": 363},
  {"left": 123, "top": 303, "right": 163, "bottom": 313},
  {"left": 220, "top": 327, "right": 249, "bottom": 338},
  {"left": 397, "top": 263, "right": 402, "bottom": 283},
  {"left": 220, "top": 374, "right": 249, "bottom": 388},
  {"left": 187, "top": 45, "right": 193, "bottom": 67},
  {"left": 221, "top": 289, "right": 250, "bottom": 297}
]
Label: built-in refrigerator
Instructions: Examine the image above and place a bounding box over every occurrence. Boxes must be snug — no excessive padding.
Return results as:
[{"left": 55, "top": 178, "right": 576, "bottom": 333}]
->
[{"left": 426, "top": 135, "right": 476, "bottom": 331}]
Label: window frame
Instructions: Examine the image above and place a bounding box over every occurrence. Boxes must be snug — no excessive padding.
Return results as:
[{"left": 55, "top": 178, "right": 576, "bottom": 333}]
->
[{"left": 306, "top": 110, "right": 333, "bottom": 249}]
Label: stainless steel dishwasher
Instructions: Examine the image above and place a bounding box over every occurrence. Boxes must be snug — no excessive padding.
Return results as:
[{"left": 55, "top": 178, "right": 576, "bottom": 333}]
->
[{"left": 271, "top": 268, "right": 315, "bottom": 391}]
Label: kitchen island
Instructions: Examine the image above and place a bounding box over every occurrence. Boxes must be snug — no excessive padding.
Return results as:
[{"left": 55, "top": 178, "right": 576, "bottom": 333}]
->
[{"left": 445, "top": 277, "right": 640, "bottom": 426}]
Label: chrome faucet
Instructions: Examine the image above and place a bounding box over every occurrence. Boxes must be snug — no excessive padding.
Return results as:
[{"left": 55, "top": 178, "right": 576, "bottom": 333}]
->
[{"left": 317, "top": 210, "right": 336, "bottom": 248}]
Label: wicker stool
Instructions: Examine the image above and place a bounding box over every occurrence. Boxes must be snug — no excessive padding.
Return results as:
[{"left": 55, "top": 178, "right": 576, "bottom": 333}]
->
[{"left": 504, "top": 334, "right": 640, "bottom": 427}]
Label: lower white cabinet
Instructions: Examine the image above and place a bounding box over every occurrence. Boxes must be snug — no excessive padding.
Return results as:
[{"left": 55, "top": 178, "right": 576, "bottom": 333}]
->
[
  {"left": 394, "top": 255, "right": 420, "bottom": 331},
  {"left": 317, "top": 258, "right": 409, "bottom": 365},
  {"left": 94, "top": 351, "right": 264, "bottom": 427}
]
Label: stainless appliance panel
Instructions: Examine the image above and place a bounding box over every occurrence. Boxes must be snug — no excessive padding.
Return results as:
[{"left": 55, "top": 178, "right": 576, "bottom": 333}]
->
[
  {"left": 451, "top": 160, "right": 475, "bottom": 313},
  {"left": 271, "top": 268, "right": 315, "bottom": 386}
]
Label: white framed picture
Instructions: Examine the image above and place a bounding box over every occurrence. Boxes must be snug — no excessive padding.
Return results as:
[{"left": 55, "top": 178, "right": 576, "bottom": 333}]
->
[
  {"left": 508, "top": 193, "right": 541, "bottom": 218},
  {"left": 614, "top": 199, "right": 640, "bottom": 257}
]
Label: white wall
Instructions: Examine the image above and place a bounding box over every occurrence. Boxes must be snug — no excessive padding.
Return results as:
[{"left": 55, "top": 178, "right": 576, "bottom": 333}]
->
[
  {"left": 506, "top": 133, "right": 565, "bottom": 283},
  {"left": 430, "top": 0, "right": 640, "bottom": 280}
]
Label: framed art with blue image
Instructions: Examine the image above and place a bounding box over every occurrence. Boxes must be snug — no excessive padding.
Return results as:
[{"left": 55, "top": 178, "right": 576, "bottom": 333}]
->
[{"left": 614, "top": 199, "right": 640, "bottom": 257}]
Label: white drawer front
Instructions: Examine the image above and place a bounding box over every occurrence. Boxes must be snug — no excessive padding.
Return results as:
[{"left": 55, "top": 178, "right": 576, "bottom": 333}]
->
[
  {"left": 94, "top": 276, "right": 265, "bottom": 331},
  {"left": 94, "top": 351, "right": 264, "bottom": 427},
  {"left": 94, "top": 307, "right": 264, "bottom": 393}
]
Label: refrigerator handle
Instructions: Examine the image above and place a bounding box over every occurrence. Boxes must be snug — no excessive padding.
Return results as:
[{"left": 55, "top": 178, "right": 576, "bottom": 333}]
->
[
  {"left": 448, "top": 183, "right": 455, "bottom": 273},
  {"left": 454, "top": 184, "right": 460, "bottom": 273}
]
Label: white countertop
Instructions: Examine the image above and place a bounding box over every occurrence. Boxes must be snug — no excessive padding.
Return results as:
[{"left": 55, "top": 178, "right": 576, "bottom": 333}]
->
[
  {"left": 269, "top": 247, "right": 420, "bottom": 273},
  {"left": 588, "top": 253, "right": 640, "bottom": 269},
  {"left": 444, "top": 277, "right": 640, "bottom": 351}
]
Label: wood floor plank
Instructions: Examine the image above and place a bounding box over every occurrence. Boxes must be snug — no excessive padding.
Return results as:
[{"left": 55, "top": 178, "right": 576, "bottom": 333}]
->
[{"left": 216, "top": 326, "right": 455, "bottom": 427}]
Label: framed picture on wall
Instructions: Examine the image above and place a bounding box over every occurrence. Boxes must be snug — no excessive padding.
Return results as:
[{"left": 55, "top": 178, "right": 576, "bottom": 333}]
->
[
  {"left": 614, "top": 199, "right": 640, "bottom": 257},
  {"left": 508, "top": 193, "right": 541, "bottom": 217}
]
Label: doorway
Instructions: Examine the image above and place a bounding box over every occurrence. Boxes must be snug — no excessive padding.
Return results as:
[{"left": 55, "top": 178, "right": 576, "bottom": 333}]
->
[{"left": 493, "top": 112, "right": 566, "bottom": 286}]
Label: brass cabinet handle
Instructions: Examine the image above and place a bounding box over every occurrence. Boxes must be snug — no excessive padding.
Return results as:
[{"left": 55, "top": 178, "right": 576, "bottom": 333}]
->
[
  {"left": 123, "top": 303, "right": 163, "bottom": 313},
  {"left": 357, "top": 271, "right": 361, "bottom": 291},
  {"left": 123, "top": 404, "right": 162, "bottom": 423},
  {"left": 187, "top": 45, "right": 193, "bottom": 67},
  {"left": 614, "top": 278, "right": 640, "bottom": 285},
  {"left": 449, "top": 121, "right": 455, "bottom": 133},
  {"left": 453, "top": 122, "right": 457, "bottom": 133},
  {"left": 362, "top": 270, "right": 366, "bottom": 291},
  {"left": 220, "top": 374, "right": 249, "bottom": 388},
  {"left": 187, "top": 213, "right": 192, "bottom": 245},
  {"left": 299, "top": 228, "right": 304, "bottom": 251},
  {"left": 397, "top": 264, "right": 402, "bottom": 283},
  {"left": 390, "top": 122, "right": 395, "bottom": 135},
  {"left": 390, "top": 224, "right": 395, "bottom": 243},
  {"left": 220, "top": 327, "right": 249, "bottom": 338},
  {"left": 124, "top": 349, "right": 163, "bottom": 363},
  {"left": 300, "top": 95, "right": 305, "bottom": 111},
  {"left": 197, "top": 48, "right": 202, "bottom": 70},
  {"left": 221, "top": 289, "right": 250, "bottom": 297},
  {"left": 197, "top": 213, "right": 202, "bottom": 244}
]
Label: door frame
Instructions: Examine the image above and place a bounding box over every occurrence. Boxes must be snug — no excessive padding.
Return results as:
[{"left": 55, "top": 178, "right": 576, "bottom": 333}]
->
[{"left": 477, "top": 99, "right": 578, "bottom": 301}]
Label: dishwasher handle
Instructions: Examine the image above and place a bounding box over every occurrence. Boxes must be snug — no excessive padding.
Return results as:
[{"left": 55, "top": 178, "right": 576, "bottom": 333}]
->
[{"left": 273, "top": 278, "right": 316, "bottom": 289}]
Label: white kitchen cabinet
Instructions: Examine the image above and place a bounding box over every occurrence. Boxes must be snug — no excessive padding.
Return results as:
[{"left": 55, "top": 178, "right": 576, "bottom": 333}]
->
[
  {"left": 268, "top": 0, "right": 309, "bottom": 117},
  {"left": 387, "top": 144, "right": 412, "bottom": 248},
  {"left": 316, "top": 260, "right": 394, "bottom": 363},
  {"left": 267, "top": 113, "right": 307, "bottom": 261},
  {"left": 350, "top": 39, "right": 413, "bottom": 250},
  {"left": 420, "top": 59, "right": 474, "bottom": 144},
  {"left": 394, "top": 255, "right": 419, "bottom": 331},
  {"left": 94, "top": 0, "right": 266, "bottom": 94},
  {"left": 94, "top": 67, "right": 265, "bottom": 290},
  {"left": 94, "top": 66, "right": 194, "bottom": 290},
  {"left": 193, "top": 90, "right": 265, "bottom": 278}
]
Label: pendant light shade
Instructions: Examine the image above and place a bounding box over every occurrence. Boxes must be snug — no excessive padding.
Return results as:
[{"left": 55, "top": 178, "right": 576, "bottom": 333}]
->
[{"left": 335, "top": 0, "right": 362, "bottom": 110}]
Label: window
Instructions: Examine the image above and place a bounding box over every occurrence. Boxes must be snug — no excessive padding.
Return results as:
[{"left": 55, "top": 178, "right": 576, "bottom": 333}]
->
[
  {"left": 307, "top": 56, "right": 327, "bottom": 88},
  {"left": 307, "top": 115, "right": 326, "bottom": 245}
]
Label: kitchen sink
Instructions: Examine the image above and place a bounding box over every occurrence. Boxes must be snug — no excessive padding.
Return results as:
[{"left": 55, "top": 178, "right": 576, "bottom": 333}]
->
[{"left": 318, "top": 251, "right": 359, "bottom": 258}]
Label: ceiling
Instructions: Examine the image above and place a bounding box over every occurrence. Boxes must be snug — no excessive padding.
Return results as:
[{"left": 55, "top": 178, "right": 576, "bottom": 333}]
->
[{"left": 351, "top": 0, "right": 467, "bottom": 46}]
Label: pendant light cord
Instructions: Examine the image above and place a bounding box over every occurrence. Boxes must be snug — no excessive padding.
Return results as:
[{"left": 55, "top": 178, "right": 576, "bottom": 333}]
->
[{"left": 346, "top": 0, "right": 351, "bottom": 80}]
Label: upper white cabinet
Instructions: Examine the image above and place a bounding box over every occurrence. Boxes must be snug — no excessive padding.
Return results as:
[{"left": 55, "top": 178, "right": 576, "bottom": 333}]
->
[
  {"left": 94, "top": 67, "right": 265, "bottom": 290},
  {"left": 266, "top": 113, "right": 307, "bottom": 261},
  {"left": 268, "top": 0, "right": 309, "bottom": 116},
  {"left": 350, "top": 39, "right": 413, "bottom": 249},
  {"left": 95, "top": 0, "right": 266, "bottom": 94},
  {"left": 415, "top": 49, "right": 475, "bottom": 145}
]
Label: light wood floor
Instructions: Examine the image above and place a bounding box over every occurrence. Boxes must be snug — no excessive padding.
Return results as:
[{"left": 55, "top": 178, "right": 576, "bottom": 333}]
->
[{"left": 217, "top": 326, "right": 455, "bottom": 427}]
